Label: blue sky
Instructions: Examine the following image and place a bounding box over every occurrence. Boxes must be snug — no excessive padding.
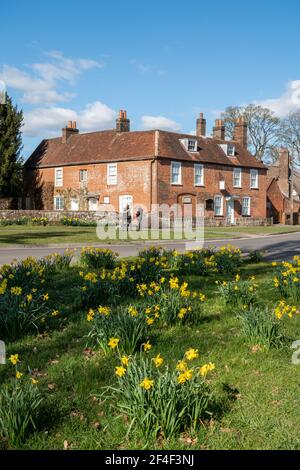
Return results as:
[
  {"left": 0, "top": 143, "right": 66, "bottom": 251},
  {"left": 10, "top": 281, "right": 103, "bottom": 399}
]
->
[{"left": 1, "top": 0, "right": 300, "bottom": 158}]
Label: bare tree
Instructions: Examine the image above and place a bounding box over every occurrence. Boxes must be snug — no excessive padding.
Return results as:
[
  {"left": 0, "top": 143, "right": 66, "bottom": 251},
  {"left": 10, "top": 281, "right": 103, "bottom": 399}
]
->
[
  {"left": 221, "top": 104, "right": 280, "bottom": 162},
  {"left": 279, "top": 111, "right": 300, "bottom": 167}
]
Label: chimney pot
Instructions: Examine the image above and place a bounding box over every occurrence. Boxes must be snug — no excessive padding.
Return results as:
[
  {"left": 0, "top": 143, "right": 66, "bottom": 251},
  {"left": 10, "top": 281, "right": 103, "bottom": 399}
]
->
[
  {"left": 116, "top": 109, "right": 130, "bottom": 132},
  {"left": 213, "top": 118, "right": 225, "bottom": 140},
  {"left": 233, "top": 117, "right": 248, "bottom": 148},
  {"left": 196, "top": 112, "right": 206, "bottom": 137},
  {"left": 62, "top": 121, "right": 79, "bottom": 143}
]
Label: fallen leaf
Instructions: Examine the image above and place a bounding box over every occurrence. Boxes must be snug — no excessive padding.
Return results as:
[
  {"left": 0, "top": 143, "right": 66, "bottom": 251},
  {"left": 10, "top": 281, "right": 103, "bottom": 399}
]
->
[
  {"left": 63, "top": 440, "right": 69, "bottom": 450},
  {"left": 220, "top": 427, "right": 233, "bottom": 433},
  {"left": 47, "top": 383, "right": 56, "bottom": 390}
]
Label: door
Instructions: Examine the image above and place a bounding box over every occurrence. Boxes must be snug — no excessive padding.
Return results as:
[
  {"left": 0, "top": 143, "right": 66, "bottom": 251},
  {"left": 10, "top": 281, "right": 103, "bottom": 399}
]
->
[
  {"left": 226, "top": 199, "right": 235, "bottom": 224},
  {"left": 71, "top": 199, "right": 79, "bottom": 211},
  {"left": 88, "top": 198, "right": 98, "bottom": 211},
  {"left": 119, "top": 195, "right": 133, "bottom": 214}
]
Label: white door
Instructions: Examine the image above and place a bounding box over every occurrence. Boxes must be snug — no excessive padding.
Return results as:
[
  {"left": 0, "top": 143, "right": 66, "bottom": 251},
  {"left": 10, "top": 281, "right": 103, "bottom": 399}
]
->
[
  {"left": 88, "top": 198, "right": 98, "bottom": 211},
  {"left": 226, "top": 199, "right": 235, "bottom": 224},
  {"left": 119, "top": 195, "right": 133, "bottom": 213},
  {"left": 71, "top": 199, "right": 79, "bottom": 211}
]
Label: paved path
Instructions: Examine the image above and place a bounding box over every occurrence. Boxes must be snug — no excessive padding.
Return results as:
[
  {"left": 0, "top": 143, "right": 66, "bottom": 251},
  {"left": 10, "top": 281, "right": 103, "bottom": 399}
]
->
[{"left": 0, "top": 231, "right": 299, "bottom": 264}]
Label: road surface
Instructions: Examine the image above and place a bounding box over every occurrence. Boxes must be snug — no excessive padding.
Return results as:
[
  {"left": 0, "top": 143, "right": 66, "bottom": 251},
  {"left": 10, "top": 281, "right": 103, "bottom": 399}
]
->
[{"left": 0, "top": 231, "right": 299, "bottom": 264}]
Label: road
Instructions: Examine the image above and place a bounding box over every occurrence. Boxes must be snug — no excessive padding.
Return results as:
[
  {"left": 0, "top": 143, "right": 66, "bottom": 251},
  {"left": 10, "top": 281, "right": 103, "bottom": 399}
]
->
[{"left": 0, "top": 231, "right": 299, "bottom": 264}]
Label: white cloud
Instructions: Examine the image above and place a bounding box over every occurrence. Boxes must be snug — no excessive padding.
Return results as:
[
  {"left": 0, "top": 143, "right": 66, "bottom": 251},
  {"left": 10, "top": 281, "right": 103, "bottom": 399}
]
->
[
  {"left": 258, "top": 80, "right": 300, "bottom": 117},
  {"left": 23, "top": 107, "right": 78, "bottom": 137},
  {"left": 23, "top": 101, "right": 116, "bottom": 137},
  {"left": 0, "top": 51, "right": 103, "bottom": 105},
  {"left": 79, "top": 101, "right": 116, "bottom": 131},
  {"left": 141, "top": 115, "right": 181, "bottom": 131}
]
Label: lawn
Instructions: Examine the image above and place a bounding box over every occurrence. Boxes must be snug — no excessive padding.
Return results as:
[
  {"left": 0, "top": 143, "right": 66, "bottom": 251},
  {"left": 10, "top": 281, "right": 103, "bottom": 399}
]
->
[
  {"left": 1, "top": 247, "right": 300, "bottom": 450},
  {"left": 0, "top": 224, "right": 299, "bottom": 246}
]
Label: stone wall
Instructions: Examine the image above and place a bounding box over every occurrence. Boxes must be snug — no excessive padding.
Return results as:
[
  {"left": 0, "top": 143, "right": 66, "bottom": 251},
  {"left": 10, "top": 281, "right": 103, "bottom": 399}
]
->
[{"left": 0, "top": 209, "right": 272, "bottom": 227}]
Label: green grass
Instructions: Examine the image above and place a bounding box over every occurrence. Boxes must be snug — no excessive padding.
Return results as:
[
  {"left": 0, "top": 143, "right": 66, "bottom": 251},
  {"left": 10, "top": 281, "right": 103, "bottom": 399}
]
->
[
  {"left": 1, "top": 258, "right": 300, "bottom": 450},
  {"left": 0, "top": 224, "right": 299, "bottom": 246}
]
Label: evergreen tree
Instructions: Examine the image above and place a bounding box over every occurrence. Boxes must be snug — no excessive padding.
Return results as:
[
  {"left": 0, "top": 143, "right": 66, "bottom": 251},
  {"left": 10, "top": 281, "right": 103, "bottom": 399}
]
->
[{"left": 0, "top": 94, "right": 23, "bottom": 197}]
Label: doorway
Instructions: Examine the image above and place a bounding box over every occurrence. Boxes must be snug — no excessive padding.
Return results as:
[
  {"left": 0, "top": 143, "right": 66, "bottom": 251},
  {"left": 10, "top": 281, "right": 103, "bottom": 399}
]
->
[{"left": 226, "top": 199, "right": 235, "bottom": 224}]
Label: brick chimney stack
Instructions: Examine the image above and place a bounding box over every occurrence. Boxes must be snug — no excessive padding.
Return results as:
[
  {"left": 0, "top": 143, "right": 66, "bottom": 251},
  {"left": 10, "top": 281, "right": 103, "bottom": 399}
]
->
[
  {"left": 196, "top": 112, "right": 206, "bottom": 137},
  {"left": 234, "top": 117, "right": 248, "bottom": 148},
  {"left": 116, "top": 109, "right": 130, "bottom": 133},
  {"left": 212, "top": 119, "right": 225, "bottom": 140},
  {"left": 62, "top": 121, "right": 79, "bottom": 143}
]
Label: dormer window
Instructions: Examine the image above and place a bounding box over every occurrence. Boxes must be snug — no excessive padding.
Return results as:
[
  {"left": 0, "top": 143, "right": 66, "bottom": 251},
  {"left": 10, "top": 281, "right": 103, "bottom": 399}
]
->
[
  {"left": 227, "top": 144, "right": 235, "bottom": 156},
  {"left": 180, "top": 138, "right": 198, "bottom": 152},
  {"left": 219, "top": 144, "right": 236, "bottom": 157},
  {"left": 188, "top": 139, "right": 197, "bottom": 152}
]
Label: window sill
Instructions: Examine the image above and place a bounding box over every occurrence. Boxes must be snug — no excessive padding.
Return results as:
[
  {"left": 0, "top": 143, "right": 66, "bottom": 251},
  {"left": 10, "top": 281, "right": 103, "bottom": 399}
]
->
[
  {"left": 250, "top": 187, "right": 259, "bottom": 190},
  {"left": 195, "top": 184, "right": 205, "bottom": 188},
  {"left": 233, "top": 186, "right": 242, "bottom": 189},
  {"left": 171, "top": 183, "right": 183, "bottom": 186}
]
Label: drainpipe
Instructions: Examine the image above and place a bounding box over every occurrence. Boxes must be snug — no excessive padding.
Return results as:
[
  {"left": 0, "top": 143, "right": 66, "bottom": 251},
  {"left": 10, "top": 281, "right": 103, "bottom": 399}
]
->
[{"left": 290, "top": 151, "right": 294, "bottom": 225}]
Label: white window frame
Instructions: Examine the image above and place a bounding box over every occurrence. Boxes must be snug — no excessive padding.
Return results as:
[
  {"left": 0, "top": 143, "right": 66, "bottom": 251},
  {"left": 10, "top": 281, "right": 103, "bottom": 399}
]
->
[
  {"left": 194, "top": 163, "right": 204, "bottom": 186},
  {"left": 79, "top": 169, "right": 88, "bottom": 182},
  {"left": 107, "top": 163, "right": 117, "bottom": 185},
  {"left": 187, "top": 139, "right": 197, "bottom": 152},
  {"left": 242, "top": 197, "right": 251, "bottom": 216},
  {"left": 233, "top": 167, "right": 242, "bottom": 188},
  {"left": 227, "top": 144, "right": 235, "bottom": 156},
  {"left": 55, "top": 168, "right": 63, "bottom": 187},
  {"left": 250, "top": 169, "right": 258, "bottom": 189},
  {"left": 103, "top": 196, "right": 110, "bottom": 204},
  {"left": 214, "top": 195, "right": 223, "bottom": 216},
  {"left": 171, "top": 161, "right": 182, "bottom": 185},
  {"left": 54, "top": 196, "right": 64, "bottom": 211}
]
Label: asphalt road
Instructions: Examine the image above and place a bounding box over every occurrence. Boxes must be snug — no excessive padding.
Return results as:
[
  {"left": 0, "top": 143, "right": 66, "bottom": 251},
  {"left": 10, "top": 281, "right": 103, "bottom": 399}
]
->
[{"left": 0, "top": 231, "right": 299, "bottom": 264}]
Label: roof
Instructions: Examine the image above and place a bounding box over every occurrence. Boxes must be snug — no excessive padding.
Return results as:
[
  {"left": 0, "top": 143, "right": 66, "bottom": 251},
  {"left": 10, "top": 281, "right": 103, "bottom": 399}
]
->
[{"left": 25, "top": 128, "right": 266, "bottom": 170}]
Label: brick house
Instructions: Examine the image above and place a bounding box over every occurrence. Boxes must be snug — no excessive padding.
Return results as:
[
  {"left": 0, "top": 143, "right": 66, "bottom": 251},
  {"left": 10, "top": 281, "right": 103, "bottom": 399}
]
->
[
  {"left": 267, "top": 148, "right": 300, "bottom": 224},
  {"left": 24, "top": 111, "right": 268, "bottom": 224}
]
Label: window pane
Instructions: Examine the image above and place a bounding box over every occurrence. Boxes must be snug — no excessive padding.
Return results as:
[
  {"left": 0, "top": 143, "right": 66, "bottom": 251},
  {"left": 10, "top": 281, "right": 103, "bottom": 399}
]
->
[{"left": 172, "top": 162, "right": 181, "bottom": 183}]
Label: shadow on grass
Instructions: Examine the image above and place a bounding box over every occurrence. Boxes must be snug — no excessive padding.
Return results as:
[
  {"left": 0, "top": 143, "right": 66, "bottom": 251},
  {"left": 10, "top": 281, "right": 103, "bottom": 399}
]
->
[{"left": 0, "top": 229, "right": 93, "bottom": 245}]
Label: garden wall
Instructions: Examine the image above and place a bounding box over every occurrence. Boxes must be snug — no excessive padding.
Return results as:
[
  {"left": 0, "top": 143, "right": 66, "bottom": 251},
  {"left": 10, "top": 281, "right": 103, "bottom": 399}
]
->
[{"left": 0, "top": 210, "right": 272, "bottom": 227}]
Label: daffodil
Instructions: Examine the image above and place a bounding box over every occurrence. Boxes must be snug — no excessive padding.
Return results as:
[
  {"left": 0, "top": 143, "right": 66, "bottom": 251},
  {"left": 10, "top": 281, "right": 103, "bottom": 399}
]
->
[
  {"left": 152, "top": 354, "right": 164, "bottom": 368},
  {"left": 115, "top": 366, "right": 126, "bottom": 377},
  {"left": 121, "top": 356, "right": 129, "bottom": 366},
  {"left": 140, "top": 377, "right": 154, "bottom": 390},
  {"left": 108, "top": 337, "right": 120, "bottom": 349},
  {"left": 9, "top": 354, "right": 19, "bottom": 365},
  {"left": 185, "top": 348, "right": 199, "bottom": 361},
  {"left": 143, "top": 341, "right": 152, "bottom": 352}
]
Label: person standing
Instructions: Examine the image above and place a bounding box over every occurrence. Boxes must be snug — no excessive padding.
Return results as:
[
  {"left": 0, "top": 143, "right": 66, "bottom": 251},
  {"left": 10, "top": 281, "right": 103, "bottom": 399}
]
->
[
  {"left": 124, "top": 204, "right": 132, "bottom": 231},
  {"left": 136, "top": 207, "right": 143, "bottom": 231}
]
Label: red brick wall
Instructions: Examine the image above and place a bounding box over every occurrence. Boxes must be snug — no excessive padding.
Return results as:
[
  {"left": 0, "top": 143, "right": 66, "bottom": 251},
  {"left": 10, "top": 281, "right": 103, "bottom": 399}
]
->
[
  {"left": 26, "top": 160, "right": 153, "bottom": 212},
  {"left": 25, "top": 158, "right": 267, "bottom": 220},
  {"left": 157, "top": 159, "right": 267, "bottom": 218},
  {"left": 267, "top": 179, "right": 284, "bottom": 223}
]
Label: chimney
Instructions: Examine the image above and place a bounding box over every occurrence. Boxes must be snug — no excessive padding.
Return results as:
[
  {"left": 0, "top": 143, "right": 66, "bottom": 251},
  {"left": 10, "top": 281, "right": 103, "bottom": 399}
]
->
[
  {"left": 234, "top": 117, "right": 247, "bottom": 148},
  {"left": 196, "top": 112, "right": 206, "bottom": 137},
  {"left": 116, "top": 109, "right": 130, "bottom": 133},
  {"left": 213, "top": 119, "right": 225, "bottom": 140},
  {"left": 62, "top": 121, "right": 79, "bottom": 143}
]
